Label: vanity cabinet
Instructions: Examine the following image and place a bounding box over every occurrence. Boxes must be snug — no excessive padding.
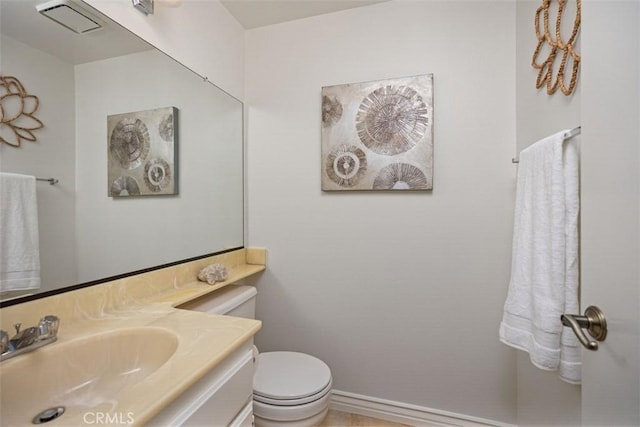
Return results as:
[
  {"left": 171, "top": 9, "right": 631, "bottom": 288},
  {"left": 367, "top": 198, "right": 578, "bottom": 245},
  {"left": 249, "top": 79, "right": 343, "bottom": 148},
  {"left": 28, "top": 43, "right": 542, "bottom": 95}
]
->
[{"left": 148, "top": 340, "right": 255, "bottom": 426}]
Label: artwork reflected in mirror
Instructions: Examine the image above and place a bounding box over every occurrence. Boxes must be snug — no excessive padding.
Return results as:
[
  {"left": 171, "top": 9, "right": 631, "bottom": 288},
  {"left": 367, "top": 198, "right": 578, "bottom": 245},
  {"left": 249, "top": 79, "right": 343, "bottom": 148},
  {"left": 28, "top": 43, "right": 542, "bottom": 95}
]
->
[
  {"left": 108, "top": 107, "right": 178, "bottom": 197},
  {"left": 0, "top": 0, "right": 243, "bottom": 305}
]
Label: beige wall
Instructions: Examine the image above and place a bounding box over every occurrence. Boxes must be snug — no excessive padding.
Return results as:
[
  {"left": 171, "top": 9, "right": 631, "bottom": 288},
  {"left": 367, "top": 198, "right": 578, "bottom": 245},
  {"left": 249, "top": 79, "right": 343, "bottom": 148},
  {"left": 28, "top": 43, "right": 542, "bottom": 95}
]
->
[{"left": 245, "top": 1, "right": 517, "bottom": 423}]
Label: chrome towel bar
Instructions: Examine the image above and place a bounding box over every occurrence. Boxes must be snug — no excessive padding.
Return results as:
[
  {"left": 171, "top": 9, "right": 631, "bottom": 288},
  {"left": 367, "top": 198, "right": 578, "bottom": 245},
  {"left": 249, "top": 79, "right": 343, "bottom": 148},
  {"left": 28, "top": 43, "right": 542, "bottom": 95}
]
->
[
  {"left": 512, "top": 126, "right": 581, "bottom": 163},
  {"left": 36, "top": 177, "right": 58, "bottom": 185}
]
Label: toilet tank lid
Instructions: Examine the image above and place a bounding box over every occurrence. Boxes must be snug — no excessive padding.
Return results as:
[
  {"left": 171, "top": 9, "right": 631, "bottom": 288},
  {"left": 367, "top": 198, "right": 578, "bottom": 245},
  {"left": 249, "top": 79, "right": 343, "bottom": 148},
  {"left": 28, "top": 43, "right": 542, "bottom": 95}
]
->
[{"left": 180, "top": 285, "right": 256, "bottom": 314}]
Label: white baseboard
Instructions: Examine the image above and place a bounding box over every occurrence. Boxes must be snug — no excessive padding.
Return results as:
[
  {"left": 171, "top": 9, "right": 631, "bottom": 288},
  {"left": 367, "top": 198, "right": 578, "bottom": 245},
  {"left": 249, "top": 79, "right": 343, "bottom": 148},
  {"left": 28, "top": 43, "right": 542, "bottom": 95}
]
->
[{"left": 329, "top": 390, "right": 517, "bottom": 427}]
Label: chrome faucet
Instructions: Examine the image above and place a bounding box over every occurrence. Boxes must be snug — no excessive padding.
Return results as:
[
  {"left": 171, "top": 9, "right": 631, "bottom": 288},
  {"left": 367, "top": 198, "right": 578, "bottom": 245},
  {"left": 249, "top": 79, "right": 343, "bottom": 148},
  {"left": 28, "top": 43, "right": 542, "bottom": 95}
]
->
[{"left": 0, "top": 315, "right": 59, "bottom": 361}]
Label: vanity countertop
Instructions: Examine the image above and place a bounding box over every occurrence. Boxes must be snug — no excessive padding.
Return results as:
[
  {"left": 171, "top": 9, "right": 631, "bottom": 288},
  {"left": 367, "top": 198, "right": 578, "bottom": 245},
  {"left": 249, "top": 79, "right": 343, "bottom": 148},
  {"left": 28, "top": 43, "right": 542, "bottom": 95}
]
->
[{"left": 0, "top": 248, "right": 266, "bottom": 426}]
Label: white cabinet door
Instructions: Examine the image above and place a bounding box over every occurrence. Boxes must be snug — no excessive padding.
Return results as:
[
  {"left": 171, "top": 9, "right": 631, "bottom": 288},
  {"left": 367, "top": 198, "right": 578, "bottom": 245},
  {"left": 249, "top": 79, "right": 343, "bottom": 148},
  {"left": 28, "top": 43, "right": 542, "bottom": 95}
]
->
[
  {"left": 148, "top": 341, "right": 254, "bottom": 426},
  {"left": 230, "top": 402, "right": 254, "bottom": 427},
  {"left": 182, "top": 350, "right": 254, "bottom": 426}
]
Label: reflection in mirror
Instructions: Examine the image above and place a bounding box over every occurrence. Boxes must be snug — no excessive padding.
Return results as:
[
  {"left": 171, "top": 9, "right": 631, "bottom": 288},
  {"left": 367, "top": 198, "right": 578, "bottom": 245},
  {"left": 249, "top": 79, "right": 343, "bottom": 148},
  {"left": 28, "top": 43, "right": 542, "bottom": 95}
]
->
[{"left": 0, "top": 0, "right": 244, "bottom": 306}]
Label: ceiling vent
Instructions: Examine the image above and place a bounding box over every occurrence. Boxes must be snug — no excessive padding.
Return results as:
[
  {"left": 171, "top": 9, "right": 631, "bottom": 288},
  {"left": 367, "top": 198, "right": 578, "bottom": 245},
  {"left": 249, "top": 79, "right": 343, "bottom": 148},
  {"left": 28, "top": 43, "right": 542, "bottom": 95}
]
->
[{"left": 36, "top": 0, "right": 104, "bottom": 34}]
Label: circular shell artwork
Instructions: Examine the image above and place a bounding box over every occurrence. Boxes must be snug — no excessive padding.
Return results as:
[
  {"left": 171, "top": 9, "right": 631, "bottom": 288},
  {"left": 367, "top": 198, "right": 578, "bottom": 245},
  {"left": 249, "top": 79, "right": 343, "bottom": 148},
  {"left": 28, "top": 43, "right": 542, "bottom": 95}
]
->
[
  {"left": 110, "top": 176, "right": 141, "bottom": 196},
  {"left": 326, "top": 145, "right": 368, "bottom": 188},
  {"left": 321, "top": 74, "right": 433, "bottom": 191},
  {"left": 158, "top": 113, "right": 174, "bottom": 142},
  {"left": 109, "top": 118, "right": 150, "bottom": 170},
  {"left": 322, "top": 95, "right": 343, "bottom": 127},
  {"left": 355, "top": 85, "right": 429, "bottom": 156},
  {"left": 107, "top": 107, "right": 177, "bottom": 196},
  {"left": 373, "top": 163, "right": 429, "bottom": 190},
  {"left": 144, "top": 158, "right": 171, "bottom": 192}
]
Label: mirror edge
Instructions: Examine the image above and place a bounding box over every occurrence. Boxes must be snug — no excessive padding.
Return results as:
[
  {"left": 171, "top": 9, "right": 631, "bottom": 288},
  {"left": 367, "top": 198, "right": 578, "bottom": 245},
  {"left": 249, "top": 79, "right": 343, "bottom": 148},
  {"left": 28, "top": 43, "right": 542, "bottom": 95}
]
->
[{"left": 0, "top": 246, "right": 245, "bottom": 308}]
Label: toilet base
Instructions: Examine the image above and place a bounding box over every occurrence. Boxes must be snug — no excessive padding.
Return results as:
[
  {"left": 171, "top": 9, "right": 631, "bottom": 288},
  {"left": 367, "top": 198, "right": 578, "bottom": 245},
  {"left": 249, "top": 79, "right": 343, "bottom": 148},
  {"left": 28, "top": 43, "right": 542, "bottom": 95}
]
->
[{"left": 254, "top": 406, "right": 328, "bottom": 427}]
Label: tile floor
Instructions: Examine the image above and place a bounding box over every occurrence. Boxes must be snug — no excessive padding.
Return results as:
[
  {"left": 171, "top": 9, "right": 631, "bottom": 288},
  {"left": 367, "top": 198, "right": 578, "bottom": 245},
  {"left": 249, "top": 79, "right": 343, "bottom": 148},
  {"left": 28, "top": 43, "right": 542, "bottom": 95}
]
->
[{"left": 318, "top": 410, "right": 410, "bottom": 427}]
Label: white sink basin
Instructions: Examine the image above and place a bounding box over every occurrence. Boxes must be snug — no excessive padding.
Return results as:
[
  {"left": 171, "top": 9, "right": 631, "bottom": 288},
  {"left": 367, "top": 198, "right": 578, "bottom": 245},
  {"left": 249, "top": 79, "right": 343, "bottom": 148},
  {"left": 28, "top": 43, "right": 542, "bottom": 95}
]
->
[{"left": 0, "top": 327, "right": 178, "bottom": 426}]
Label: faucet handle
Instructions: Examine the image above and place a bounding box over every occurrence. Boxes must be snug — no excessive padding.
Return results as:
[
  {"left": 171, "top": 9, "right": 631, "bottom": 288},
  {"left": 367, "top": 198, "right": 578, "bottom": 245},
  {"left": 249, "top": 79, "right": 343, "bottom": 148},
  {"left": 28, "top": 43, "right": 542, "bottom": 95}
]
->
[
  {"left": 11, "top": 327, "right": 38, "bottom": 349},
  {"left": 13, "top": 323, "right": 21, "bottom": 335},
  {"left": 0, "top": 330, "right": 8, "bottom": 354},
  {"left": 38, "top": 315, "right": 60, "bottom": 339}
]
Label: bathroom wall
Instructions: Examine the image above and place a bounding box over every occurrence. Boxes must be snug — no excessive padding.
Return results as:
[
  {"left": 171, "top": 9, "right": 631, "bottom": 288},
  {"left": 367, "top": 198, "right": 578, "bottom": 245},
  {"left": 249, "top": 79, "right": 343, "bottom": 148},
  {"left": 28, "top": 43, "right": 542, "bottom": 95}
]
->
[
  {"left": 245, "top": 1, "right": 518, "bottom": 424},
  {"left": 0, "top": 34, "right": 78, "bottom": 293},
  {"left": 514, "top": 1, "right": 581, "bottom": 425}
]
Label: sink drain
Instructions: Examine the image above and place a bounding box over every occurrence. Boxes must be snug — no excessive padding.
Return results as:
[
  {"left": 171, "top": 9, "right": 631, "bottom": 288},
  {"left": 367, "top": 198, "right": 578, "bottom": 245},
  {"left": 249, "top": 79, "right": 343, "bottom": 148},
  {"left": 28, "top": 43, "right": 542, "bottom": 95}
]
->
[{"left": 33, "top": 407, "right": 65, "bottom": 424}]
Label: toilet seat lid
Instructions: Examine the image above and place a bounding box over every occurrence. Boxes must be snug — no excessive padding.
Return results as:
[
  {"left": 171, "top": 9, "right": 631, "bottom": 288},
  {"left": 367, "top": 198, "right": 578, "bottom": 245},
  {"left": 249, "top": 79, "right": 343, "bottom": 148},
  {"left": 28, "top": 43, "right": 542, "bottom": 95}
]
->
[{"left": 254, "top": 352, "right": 332, "bottom": 400}]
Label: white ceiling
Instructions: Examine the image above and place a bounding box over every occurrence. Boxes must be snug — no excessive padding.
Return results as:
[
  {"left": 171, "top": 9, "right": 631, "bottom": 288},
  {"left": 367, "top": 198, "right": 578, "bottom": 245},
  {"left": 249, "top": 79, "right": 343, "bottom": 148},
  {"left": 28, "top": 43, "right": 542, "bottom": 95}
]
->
[
  {"left": 220, "top": 0, "right": 388, "bottom": 29},
  {"left": 1, "top": 0, "right": 388, "bottom": 65},
  {"left": 1, "top": 1, "right": 151, "bottom": 65}
]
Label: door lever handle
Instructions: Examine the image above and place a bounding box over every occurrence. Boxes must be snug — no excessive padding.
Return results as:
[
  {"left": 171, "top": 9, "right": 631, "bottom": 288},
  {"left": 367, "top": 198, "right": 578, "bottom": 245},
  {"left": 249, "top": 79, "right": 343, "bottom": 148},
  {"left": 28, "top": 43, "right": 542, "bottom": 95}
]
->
[{"left": 561, "top": 306, "right": 607, "bottom": 351}]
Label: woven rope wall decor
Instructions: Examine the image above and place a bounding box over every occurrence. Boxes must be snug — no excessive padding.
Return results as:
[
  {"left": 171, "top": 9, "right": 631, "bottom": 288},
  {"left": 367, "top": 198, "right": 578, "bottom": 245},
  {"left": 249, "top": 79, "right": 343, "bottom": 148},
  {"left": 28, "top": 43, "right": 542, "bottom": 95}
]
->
[
  {"left": 531, "top": 0, "right": 581, "bottom": 96},
  {"left": 0, "top": 75, "right": 44, "bottom": 147}
]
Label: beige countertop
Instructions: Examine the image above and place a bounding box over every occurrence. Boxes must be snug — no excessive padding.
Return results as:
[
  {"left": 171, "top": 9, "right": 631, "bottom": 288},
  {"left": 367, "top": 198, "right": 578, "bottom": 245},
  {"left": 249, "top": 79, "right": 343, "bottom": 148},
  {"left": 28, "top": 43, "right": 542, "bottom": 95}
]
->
[{"left": 0, "top": 248, "right": 266, "bottom": 426}]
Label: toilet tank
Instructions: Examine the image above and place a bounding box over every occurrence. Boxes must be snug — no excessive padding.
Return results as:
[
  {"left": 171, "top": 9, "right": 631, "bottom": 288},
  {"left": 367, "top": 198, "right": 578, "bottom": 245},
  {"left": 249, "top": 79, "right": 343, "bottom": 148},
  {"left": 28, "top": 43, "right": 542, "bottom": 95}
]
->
[{"left": 179, "top": 285, "right": 257, "bottom": 319}]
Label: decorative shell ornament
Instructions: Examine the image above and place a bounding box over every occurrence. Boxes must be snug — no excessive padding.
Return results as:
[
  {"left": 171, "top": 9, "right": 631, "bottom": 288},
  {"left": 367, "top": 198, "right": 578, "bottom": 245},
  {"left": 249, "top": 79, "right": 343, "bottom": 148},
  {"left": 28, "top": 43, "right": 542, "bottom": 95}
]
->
[{"left": 197, "top": 263, "right": 229, "bottom": 285}]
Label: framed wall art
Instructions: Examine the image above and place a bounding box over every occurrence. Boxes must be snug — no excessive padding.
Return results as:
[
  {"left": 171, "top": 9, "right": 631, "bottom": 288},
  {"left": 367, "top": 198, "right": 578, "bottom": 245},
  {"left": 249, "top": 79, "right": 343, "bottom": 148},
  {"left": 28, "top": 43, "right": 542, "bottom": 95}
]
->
[
  {"left": 321, "top": 74, "right": 433, "bottom": 191},
  {"left": 107, "top": 106, "right": 178, "bottom": 197}
]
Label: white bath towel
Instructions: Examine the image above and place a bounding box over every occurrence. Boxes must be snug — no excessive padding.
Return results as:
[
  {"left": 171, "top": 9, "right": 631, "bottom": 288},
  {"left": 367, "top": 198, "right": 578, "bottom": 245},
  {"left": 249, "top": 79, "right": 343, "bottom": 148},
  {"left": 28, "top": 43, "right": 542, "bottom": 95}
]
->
[
  {"left": 0, "top": 173, "right": 41, "bottom": 292},
  {"left": 499, "top": 130, "right": 581, "bottom": 384}
]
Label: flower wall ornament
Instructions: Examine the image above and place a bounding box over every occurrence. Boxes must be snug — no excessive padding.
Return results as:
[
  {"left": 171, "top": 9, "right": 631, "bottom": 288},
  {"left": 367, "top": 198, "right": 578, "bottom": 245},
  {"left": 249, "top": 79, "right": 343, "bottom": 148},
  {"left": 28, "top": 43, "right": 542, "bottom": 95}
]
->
[
  {"left": 0, "top": 76, "right": 44, "bottom": 147},
  {"left": 531, "top": 0, "right": 581, "bottom": 96}
]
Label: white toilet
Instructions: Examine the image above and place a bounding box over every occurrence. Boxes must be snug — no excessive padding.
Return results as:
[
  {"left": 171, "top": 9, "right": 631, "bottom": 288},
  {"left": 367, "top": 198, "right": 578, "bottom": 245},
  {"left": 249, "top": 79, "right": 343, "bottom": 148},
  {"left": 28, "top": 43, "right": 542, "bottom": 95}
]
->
[{"left": 181, "top": 285, "right": 332, "bottom": 427}]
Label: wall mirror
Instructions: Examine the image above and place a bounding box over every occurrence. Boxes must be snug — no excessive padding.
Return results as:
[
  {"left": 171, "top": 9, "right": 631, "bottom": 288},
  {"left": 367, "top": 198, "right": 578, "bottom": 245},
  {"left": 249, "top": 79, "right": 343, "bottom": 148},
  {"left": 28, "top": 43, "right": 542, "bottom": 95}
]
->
[{"left": 0, "top": 0, "right": 244, "bottom": 306}]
